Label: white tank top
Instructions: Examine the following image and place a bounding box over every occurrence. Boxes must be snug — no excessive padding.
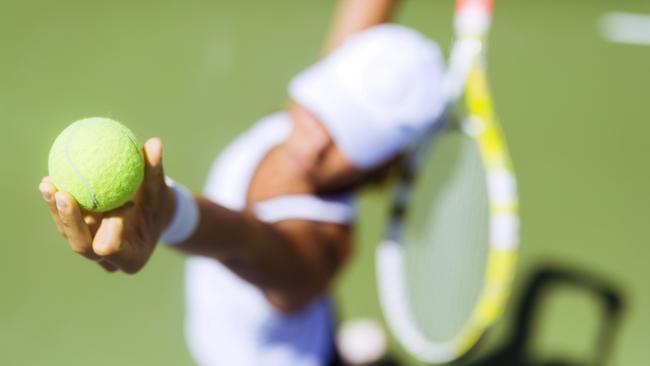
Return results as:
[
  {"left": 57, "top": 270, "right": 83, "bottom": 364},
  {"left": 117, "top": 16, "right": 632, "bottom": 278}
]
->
[{"left": 185, "top": 112, "right": 356, "bottom": 366}]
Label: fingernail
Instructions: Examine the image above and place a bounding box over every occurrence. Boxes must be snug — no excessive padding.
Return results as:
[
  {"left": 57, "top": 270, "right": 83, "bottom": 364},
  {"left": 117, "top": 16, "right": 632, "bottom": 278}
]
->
[
  {"left": 55, "top": 194, "right": 67, "bottom": 212},
  {"left": 38, "top": 184, "right": 52, "bottom": 202}
]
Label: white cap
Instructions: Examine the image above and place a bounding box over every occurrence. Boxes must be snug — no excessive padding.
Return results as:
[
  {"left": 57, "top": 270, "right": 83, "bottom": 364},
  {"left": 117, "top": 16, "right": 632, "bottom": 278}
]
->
[{"left": 290, "top": 24, "right": 445, "bottom": 169}]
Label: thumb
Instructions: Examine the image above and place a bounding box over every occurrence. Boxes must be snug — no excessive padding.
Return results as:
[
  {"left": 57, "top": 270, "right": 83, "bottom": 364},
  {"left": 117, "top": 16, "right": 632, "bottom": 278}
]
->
[
  {"left": 140, "top": 137, "right": 174, "bottom": 235},
  {"left": 143, "top": 137, "right": 164, "bottom": 183},
  {"left": 141, "top": 137, "right": 166, "bottom": 203},
  {"left": 137, "top": 137, "right": 166, "bottom": 217}
]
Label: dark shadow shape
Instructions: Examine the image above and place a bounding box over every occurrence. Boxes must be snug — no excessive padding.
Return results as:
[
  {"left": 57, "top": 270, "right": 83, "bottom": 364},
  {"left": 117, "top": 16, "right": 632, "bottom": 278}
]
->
[{"left": 463, "top": 265, "right": 625, "bottom": 366}]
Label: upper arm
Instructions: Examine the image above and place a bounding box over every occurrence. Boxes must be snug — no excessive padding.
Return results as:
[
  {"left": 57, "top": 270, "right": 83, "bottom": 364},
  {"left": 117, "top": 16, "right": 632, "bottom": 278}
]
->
[
  {"left": 325, "top": 0, "right": 401, "bottom": 53},
  {"left": 275, "top": 219, "right": 353, "bottom": 281},
  {"left": 263, "top": 219, "right": 353, "bottom": 312}
]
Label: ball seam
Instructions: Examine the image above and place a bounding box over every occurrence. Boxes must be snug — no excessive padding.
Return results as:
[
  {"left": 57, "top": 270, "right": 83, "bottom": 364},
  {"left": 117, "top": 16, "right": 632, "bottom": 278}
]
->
[{"left": 65, "top": 140, "right": 99, "bottom": 210}]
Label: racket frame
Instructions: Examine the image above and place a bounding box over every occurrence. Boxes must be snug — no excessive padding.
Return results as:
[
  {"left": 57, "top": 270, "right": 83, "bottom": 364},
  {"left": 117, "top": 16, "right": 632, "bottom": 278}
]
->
[{"left": 376, "top": 0, "right": 519, "bottom": 363}]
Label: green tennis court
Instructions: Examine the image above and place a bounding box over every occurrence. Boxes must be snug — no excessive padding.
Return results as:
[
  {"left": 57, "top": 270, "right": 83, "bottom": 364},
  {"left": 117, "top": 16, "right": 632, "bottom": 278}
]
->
[{"left": 1, "top": 0, "right": 648, "bottom": 365}]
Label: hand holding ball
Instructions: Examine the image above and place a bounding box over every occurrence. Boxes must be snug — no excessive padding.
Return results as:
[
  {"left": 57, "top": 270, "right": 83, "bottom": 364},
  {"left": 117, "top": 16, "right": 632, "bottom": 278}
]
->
[
  {"left": 48, "top": 117, "right": 144, "bottom": 212},
  {"left": 42, "top": 117, "right": 173, "bottom": 274}
]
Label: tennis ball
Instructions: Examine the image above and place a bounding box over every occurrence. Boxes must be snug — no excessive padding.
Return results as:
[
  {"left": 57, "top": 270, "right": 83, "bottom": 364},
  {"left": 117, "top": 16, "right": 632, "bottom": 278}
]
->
[{"left": 48, "top": 117, "right": 145, "bottom": 212}]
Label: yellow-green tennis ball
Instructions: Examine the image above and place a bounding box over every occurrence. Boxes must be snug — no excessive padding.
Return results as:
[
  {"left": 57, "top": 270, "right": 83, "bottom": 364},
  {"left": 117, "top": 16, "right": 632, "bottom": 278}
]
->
[{"left": 48, "top": 117, "right": 145, "bottom": 212}]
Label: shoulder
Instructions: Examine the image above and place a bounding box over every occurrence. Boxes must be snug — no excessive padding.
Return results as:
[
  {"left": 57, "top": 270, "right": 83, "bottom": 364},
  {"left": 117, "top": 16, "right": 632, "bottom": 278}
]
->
[{"left": 203, "top": 112, "right": 292, "bottom": 208}]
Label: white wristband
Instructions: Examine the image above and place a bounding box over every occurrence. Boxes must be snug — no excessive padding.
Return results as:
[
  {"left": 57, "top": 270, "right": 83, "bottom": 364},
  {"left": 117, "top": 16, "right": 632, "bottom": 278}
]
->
[{"left": 160, "top": 177, "right": 200, "bottom": 245}]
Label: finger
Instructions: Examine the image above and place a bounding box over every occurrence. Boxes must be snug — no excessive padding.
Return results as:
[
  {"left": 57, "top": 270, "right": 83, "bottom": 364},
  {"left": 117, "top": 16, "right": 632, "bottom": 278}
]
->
[
  {"left": 39, "top": 177, "right": 66, "bottom": 236},
  {"left": 93, "top": 203, "right": 145, "bottom": 273},
  {"left": 55, "top": 191, "right": 99, "bottom": 260},
  {"left": 83, "top": 212, "right": 103, "bottom": 236},
  {"left": 144, "top": 137, "right": 164, "bottom": 187},
  {"left": 138, "top": 138, "right": 169, "bottom": 224},
  {"left": 92, "top": 203, "right": 132, "bottom": 258},
  {"left": 97, "top": 259, "right": 118, "bottom": 273},
  {"left": 141, "top": 138, "right": 165, "bottom": 201}
]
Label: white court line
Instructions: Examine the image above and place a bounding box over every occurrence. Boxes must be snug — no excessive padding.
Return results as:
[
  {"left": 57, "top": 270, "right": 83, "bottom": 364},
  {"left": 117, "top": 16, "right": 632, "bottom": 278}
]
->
[{"left": 600, "top": 12, "right": 650, "bottom": 46}]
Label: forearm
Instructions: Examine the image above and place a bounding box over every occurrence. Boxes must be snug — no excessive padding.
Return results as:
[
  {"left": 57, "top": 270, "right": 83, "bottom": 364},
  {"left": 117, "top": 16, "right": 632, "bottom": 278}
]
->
[
  {"left": 173, "top": 196, "right": 350, "bottom": 310},
  {"left": 324, "top": 0, "right": 400, "bottom": 54}
]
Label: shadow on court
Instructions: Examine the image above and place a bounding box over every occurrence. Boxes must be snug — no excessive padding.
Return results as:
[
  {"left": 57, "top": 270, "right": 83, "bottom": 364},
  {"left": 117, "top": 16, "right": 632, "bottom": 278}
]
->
[
  {"left": 462, "top": 264, "right": 626, "bottom": 366},
  {"left": 371, "top": 264, "right": 626, "bottom": 366}
]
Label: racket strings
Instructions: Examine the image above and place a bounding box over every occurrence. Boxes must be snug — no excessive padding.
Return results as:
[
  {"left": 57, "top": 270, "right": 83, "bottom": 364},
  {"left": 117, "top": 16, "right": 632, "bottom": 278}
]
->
[{"left": 405, "top": 136, "right": 489, "bottom": 342}]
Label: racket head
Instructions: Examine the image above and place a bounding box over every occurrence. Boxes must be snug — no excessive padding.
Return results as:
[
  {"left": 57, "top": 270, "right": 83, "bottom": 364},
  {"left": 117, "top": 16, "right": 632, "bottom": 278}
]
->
[{"left": 377, "top": 109, "right": 518, "bottom": 363}]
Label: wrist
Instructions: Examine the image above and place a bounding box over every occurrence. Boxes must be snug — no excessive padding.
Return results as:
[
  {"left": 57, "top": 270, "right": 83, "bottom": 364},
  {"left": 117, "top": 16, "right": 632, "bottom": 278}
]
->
[
  {"left": 160, "top": 180, "right": 176, "bottom": 234},
  {"left": 159, "top": 177, "right": 200, "bottom": 245}
]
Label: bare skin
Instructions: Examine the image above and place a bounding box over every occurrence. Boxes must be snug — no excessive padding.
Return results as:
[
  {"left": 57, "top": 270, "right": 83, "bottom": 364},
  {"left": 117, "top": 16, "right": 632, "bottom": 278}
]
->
[
  {"left": 39, "top": 138, "right": 174, "bottom": 274},
  {"left": 38, "top": 0, "right": 400, "bottom": 313},
  {"left": 325, "top": 0, "right": 400, "bottom": 54},
  {"left": 38, "top": 105, "right": 358, "bottom": 312}
]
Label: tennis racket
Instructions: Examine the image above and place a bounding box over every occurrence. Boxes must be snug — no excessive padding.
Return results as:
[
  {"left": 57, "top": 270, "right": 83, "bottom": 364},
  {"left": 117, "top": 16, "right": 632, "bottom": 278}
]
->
[{"left": 376, "top": 0, "right": 519, "bottom": 363}]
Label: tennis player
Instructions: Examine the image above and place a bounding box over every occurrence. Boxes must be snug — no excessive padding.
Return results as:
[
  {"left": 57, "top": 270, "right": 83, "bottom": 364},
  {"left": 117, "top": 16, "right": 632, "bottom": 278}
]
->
[{"left": 38, "top": 0, "right": 445, "bottom": 365}]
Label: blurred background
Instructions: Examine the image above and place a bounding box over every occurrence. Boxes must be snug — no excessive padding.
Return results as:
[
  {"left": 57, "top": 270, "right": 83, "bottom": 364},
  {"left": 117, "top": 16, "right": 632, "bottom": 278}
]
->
[{"left": 1, "top": 0, "right": 648, "bottom": 365}]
